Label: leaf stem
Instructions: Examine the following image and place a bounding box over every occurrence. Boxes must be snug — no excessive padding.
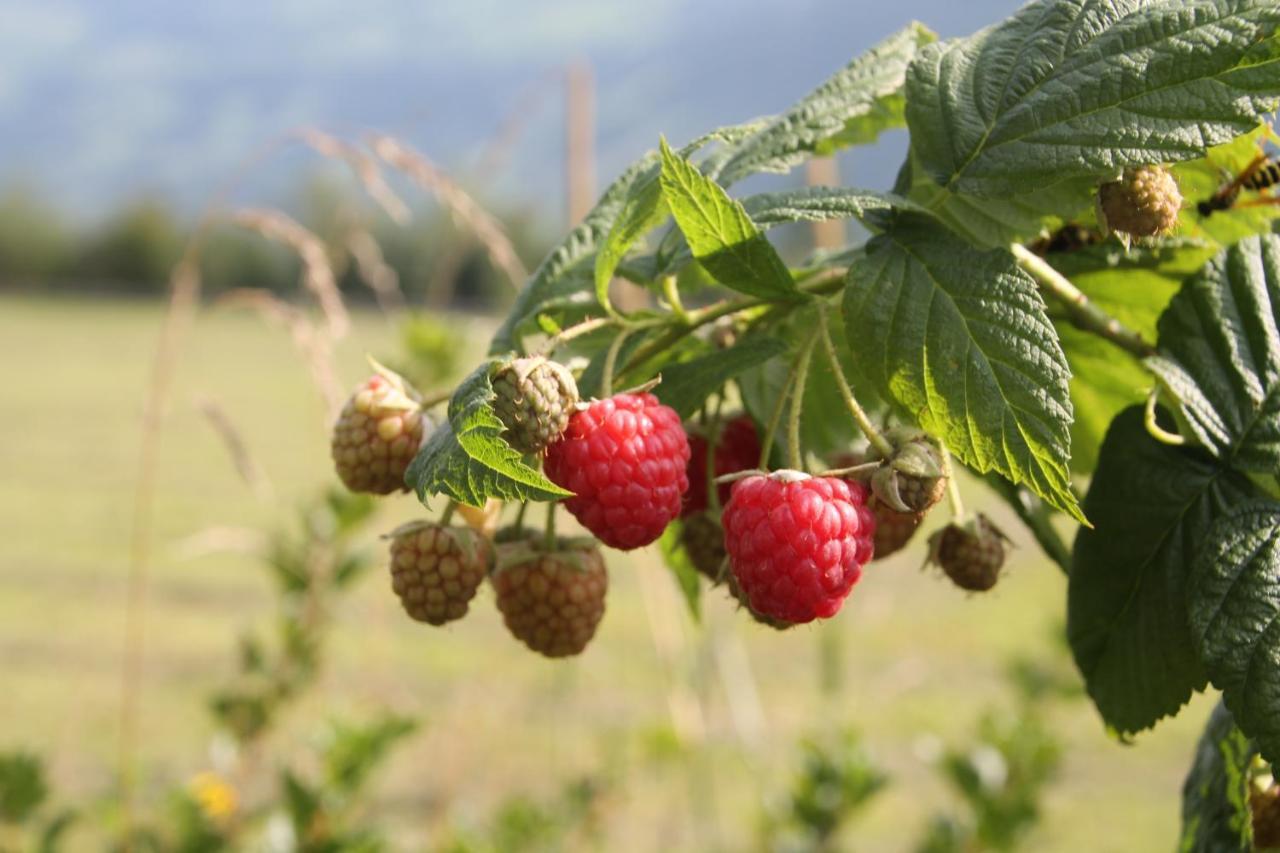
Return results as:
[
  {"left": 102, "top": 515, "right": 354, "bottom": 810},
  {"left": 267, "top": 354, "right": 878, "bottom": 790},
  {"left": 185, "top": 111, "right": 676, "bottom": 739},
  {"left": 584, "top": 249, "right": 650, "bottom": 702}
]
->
[
  {"left": 1145, "top": 387, "right": 1186, "bottom": 446},
  {"left": 618, "top": 268, "right": 847, "bottom": 382},
  {"left": 418, "top": 388, "right": 453, "bottom": 410},
  {"left": 758, "top": 370, "right": 795, "bottom": 470},
  {"left": 513, "top": 501, "right": 529, "bottom": 534},
  {"left": 816, "top": 310, "right": 894, "bottom": 459},
  {"left": 539, "top": 316, "right": 613, "bottom": 356},
  {"left": 544, "top": 501, "right": 557, "bottom": 550},
  {"left": 787, "top": 335, "right": 818, "bottom": 471},
  {"left": 440, "top": 501, "right": 457, "bottom": 526},
  {"left": 1010, "top": 243, "right": 1155, "bottom": 359},
  {"left": 661, "top": 275, "right": 691, "bottom": 324},
  {"left": 601, "top": 326, "right": 634, "bottom": 398},
  {"left": 943, "top": 451, "right": 965, "bottom": 521}
]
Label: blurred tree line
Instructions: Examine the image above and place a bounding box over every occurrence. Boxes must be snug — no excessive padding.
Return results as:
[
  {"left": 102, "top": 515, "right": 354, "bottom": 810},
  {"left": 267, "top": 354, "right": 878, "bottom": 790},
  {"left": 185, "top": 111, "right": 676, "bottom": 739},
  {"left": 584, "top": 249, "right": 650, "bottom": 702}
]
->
[{"left": 0, "top": 178, "right": 553, "bottom": 310}]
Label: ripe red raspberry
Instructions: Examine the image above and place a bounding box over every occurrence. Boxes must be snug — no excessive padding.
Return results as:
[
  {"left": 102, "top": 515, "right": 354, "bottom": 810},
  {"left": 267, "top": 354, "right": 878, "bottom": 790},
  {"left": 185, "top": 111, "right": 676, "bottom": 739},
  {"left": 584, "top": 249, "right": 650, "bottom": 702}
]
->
[
  {"left": 388, "top": 522, "right": 491, "bottom": 625},
  {"left": 1096, "top": 164, "right": 1181, "bottom": 239},
  {"left": 544, "top": 393, "right": 690, "bottom": 550},
  {"left": 491, "top": 537, "right": 608, "bottom": 658},
  {"left": 682, "top": 415, "right": 762, "bottom": 517},
  {"left": 868, "top": 498, "right": 924, "bottom": 560},
  {"left": 722, "top": 472, "right": 875, "bottom": 624},
  {"left": 331, "top": 374, "right": 426, "bottom": 494},
  {"left": 928, "top": 514, "right": 1009, "bottom": 592}
]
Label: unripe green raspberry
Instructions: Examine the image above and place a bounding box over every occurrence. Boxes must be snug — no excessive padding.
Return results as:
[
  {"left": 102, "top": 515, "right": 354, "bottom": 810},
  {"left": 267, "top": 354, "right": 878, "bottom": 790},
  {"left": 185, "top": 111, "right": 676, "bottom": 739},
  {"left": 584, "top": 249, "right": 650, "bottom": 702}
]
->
[
  {"left": 491, "top": 536, "right": 608, "bottom": 658},
  {"left": 928, "top": 513, "right": 1009, "bottom": 592},
  {"left": 331, "top": 373, "right": 427, "bottom": 494},
  {"left": 387, "top": 522, "right": 491, "bottom": 625},
  {"left": 491, "top": 356, "right": 579, "bottom": 454},
  {"left": 1096, "top": 165, "right": 1182, "bottom": 238},
  {"left": 1252, "top": 784, "right": 1280, "bottom": 850}
]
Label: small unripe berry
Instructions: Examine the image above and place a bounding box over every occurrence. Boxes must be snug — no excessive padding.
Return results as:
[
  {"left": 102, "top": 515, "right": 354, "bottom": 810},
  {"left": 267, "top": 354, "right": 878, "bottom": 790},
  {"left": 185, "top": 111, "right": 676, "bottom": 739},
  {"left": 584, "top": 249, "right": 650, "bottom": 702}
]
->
[
  {"left": 387, "top": 522, "right": 491, "bottom": 625},
  {"left": 332, "top": 374, "right": 427, "bottom": 494},
  {"left": 491, "top": 537, "right": 608, "bottom": 658},
  {"left": 491, "top": 356, "right": 579, "bottom": 455},
  {"left": 1096, "top": 165, "right": 1181, "bottom": 239},
  {"left": 928, "top": 513, "right": 1009, "bottom": 592}
]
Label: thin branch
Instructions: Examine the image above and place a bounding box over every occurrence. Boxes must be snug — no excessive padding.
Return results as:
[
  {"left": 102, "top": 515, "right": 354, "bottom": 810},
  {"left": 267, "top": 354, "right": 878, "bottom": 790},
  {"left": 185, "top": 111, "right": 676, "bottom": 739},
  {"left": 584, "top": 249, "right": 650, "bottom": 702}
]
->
[
  {"left": 1011, "top": 243, "right": 1155, "bottom": 359},
  {"left": 816, "top": 310, "right": 893, "bottom": 458}
]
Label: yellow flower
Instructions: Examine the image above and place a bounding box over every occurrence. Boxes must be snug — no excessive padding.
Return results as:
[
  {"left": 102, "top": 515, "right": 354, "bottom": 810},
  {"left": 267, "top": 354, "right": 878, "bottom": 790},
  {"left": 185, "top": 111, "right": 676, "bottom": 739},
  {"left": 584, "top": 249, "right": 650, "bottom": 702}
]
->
[{"left": 189, "top": 771, "right": 238, "bottom": 822}]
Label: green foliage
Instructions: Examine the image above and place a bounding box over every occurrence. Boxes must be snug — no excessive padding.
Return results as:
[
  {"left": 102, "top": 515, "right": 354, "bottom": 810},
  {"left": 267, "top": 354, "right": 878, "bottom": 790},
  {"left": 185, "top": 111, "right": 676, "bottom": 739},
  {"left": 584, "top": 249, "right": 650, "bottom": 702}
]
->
[
  {"left": 1069, "top": 408, "right": 1253, "bottom": 734},
  {"left": 762, "top": 730, "right": 887, "bottom": 851},
  {"left": 406, "top": 361, "right": 572, "bottom": 507},
  {"left": 1189, "top": 503, "right": 1280, "bottom": 764},
  {"left": 0, "top": 751, "right": 47, "bottom": 823},
  {"left": 653, "top": 338, "right": 788, "bottom": 420},
  {"left": 712, "top": 23, "right": 935, "bottom": 185},
  {"left": 658, "top": 138, "right": 798, "bottom": 301},
  {"left": 657, "top": 520, "right": 703, "bottom": 620},
  {"left": 1180, "top": 701, "right": 1259, "bottom": 852},
  {"left": 843, "top": 212, "right": 1081, "bottom": 520},
  {"left": 1147, "top": 235, "right": 1280, "bottom": 481},
  {"left": 906, "top": 0, "right": 1280, "bottom": 197}
]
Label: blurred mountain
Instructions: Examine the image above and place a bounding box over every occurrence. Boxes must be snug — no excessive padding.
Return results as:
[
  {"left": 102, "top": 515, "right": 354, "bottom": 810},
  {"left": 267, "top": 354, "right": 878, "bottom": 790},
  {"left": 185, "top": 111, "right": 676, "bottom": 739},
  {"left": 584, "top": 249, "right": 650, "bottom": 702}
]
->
[{"left": 0, "top": 0, "right": 1019, "bottom": 223}]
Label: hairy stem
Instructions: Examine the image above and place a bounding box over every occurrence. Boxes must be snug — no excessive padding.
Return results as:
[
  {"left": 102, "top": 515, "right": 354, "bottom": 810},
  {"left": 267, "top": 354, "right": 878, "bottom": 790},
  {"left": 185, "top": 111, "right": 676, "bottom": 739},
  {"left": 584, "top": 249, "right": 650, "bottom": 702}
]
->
[
  {"left": 787, "top": 335, "right": 818, "bottom": 470},
  {"left": 601, "top": 326, "right": 634, "bottom": 397},
  {"left": 943, "top": 450, "right": 966, "bottom": 521},
  {"left": 662, "top": 275, "right": 691, "bottom": 324},
  {"left": 545, "top": 501, "right": 557, "bottom": 549},
  {"left": 1011, "top": 243, "right": 1155, "bottom": 359},
  {"left": 816, "top": 310, "right": 894, "bottom": 458},
  {"left": 440, "top": 501, "right": 457, "bottom": 525},
  {"left": 539, "top": 316, "right": 613, "bottom": 356},
  {"left": 513, "top": 501, "right": 529, "bottom": 534},
  {"left": 618, "top": 268, "right": 847, "bottom": 382},
  {"left": 758, "top": 370, "right": 795, "bottom": 470},
  {"left": 1145, "top": 387, "right": 1186, "bottom": 446}
]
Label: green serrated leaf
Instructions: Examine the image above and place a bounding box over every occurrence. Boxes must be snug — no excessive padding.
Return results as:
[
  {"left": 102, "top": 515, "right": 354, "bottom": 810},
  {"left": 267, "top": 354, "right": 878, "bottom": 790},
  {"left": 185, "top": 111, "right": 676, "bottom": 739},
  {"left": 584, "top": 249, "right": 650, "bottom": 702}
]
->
[
  {"left": 1188, "top": 501, "right": 1280, "bottom": 764},
  {"left": 981, "top": 472, "right": 1071, "bottom": 573},
  {"left": 406, "top": 363, "right": 571, "bottom": 507},
  {"left": 658, "top": 138, "right": 799, "bottom": 301},
  {"left": 1069, "top": 407, "right": 1253, "bottom": 734},
  {"left": 654, "top": 338, "right": 789, "bottom": 420},
  {"left": 1179, "top": 700, "right": 1258, "bottom": 853},
  {"left": 713, "top": 22, "right": 935, "bottom": 186},
  {"left": 1047, "top": 238, "right": 1213, "bottom": 471},
  {"left": 843, "top": 212, "right": 1082, "bottom": 521},
  {"left": 594, "top": 174, "right": 669, "bottom": 311},
  {"left": 490, "top": 155, "right": 656, "bottom": 354},
  {"left": 658, "top": 521, "right": 702, "bottom": 621},
  {"left": 907, "top": 0, "right": 1280, "bottom": 198},
  {"left": 742, "top": 186, "right": 920, "bottom": 227},
  {"left": 1147, "top": 235, "right": 1280, "bottom": 478}
]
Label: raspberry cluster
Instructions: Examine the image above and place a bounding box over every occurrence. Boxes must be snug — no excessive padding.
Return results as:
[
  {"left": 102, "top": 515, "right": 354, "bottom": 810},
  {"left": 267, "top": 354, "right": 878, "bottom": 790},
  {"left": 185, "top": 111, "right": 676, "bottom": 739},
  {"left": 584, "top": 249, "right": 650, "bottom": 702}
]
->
[
  {"left": 544, "top": 393, "right": 689, "bottom": 550},
  {"left": 722, "top": 472, "right": 875, "bottom": 624}
]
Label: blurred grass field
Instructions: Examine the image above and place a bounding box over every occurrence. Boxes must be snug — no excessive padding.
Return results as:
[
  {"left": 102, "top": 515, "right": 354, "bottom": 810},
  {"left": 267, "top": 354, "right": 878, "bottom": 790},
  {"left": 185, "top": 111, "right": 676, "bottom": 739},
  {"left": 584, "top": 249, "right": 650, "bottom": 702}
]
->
[{"left": 0, "top": 292, "right": 1211, "bottom": 850}]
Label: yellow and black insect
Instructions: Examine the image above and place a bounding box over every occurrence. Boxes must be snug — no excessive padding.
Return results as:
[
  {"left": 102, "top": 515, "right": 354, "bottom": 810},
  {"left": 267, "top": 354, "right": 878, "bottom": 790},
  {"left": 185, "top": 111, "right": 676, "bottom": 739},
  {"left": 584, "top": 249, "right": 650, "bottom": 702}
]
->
[{"left": 1197, "top": 152, "right": 1280, "bottom": 217}]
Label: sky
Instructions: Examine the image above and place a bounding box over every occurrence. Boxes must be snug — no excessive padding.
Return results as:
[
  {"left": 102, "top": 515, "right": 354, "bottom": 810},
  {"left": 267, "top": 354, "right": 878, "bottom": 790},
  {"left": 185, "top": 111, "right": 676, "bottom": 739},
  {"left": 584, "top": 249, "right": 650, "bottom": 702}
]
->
[{"left": 0, "top": 0, "right": 1021, "bottom": 222}]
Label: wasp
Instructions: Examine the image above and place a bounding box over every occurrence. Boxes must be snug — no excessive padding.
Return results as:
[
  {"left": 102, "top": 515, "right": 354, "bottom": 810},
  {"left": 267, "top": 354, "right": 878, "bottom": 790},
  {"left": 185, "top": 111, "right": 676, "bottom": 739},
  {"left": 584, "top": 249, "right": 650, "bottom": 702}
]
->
[{"left": 1197, "top": 152, "right": 1280, "bottom": 217}]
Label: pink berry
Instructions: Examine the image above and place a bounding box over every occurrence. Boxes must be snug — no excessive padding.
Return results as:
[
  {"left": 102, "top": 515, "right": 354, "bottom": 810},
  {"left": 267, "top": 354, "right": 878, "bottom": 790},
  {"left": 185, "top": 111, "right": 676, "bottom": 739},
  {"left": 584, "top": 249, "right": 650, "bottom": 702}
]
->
[
  {"left": 722, "top": 473, "right": 875, "bottom": 624},
  {"left": 544, "top": 393, "right": 690, "bottom": 550}
]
